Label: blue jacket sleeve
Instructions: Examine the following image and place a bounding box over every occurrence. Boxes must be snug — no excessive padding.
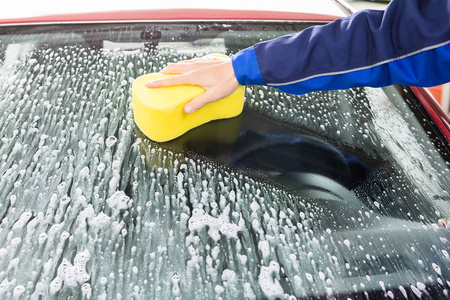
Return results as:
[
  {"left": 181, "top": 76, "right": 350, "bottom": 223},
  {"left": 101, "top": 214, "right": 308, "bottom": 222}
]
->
[{"left": 231, "top": 0, "right": 450, "bottom": 95}]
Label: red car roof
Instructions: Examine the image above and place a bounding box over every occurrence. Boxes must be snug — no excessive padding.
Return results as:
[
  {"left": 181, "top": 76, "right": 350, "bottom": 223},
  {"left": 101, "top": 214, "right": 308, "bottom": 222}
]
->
[{"left": 0, "top": 9, "right": 338, "bottom": 25}]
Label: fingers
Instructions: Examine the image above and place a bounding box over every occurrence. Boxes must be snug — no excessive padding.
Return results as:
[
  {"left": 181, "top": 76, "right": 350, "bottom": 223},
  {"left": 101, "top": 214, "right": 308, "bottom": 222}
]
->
[
  {"left": 145, "top": 74, "right": 192, "bottom": 88},
  {"left": 144, "top": 56, "right": 238, "bottom": 114},
  {"left": 185, "top": 84, "right": 238, "bottom": 114},
  {"left": 184, "top": 92, "right": 212, "bottom": 114},
  {"left": 160, "top": 58, "right": 206, "bottom": 73},
  {"left": 145, "top": 74, "right": 210, "bottom": 114},
  {"left": 175, "top": 58, "right": 203, "bottom": 64},
  {"left": 160, "top": 62, "right": 196, "bottom": 74}
]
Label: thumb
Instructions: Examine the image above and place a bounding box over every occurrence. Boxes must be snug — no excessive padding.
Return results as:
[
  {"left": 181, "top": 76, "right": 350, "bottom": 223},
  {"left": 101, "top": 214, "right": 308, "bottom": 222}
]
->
[{"left": 184, "top": 92, "right": 213, "bottom": 114}]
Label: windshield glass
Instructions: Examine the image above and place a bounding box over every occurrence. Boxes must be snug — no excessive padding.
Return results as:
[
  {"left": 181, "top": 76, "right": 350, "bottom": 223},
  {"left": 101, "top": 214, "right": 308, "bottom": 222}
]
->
[{"left": 0, "top": 22, "right": 449, "bottom": 299}]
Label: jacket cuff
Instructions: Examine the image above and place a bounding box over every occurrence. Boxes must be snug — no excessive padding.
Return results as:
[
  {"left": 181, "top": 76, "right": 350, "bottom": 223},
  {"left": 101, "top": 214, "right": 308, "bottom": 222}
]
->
[{"left": 231, "top": 47, "right": 266, "bottom": 86}]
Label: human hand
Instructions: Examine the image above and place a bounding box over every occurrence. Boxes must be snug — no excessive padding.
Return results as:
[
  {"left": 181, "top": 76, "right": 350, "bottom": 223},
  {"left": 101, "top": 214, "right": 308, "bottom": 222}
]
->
[{"left": 145, "top": 55, "right": 239, "bottom": 114}]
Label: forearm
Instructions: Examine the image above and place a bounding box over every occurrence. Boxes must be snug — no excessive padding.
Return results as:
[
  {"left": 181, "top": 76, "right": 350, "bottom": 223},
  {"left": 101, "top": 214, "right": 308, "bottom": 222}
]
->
[{"left": 232, "top": 0, "right": 450, "bottom": 94}]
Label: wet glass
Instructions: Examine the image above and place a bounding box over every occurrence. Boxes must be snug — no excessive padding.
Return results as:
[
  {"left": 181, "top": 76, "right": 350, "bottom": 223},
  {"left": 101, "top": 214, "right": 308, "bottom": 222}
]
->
[{"left": 0, "top": 22, "right": 449, "bottom": 299}]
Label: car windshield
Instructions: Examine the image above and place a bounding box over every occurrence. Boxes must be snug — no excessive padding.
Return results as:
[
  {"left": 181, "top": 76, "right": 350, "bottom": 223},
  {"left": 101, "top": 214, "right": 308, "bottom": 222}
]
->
[{"left": 0, "top": 21, "right": 449, "bottom": 299}]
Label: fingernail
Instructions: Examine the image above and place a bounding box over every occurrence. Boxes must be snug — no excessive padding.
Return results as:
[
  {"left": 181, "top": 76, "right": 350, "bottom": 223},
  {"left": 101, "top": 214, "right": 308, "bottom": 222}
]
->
[
  {"left": 145, "top": 82, "right": 154, "bottom": 87},
  {"left": 184, "top": 105, "right": 193, "bottom": 114}
]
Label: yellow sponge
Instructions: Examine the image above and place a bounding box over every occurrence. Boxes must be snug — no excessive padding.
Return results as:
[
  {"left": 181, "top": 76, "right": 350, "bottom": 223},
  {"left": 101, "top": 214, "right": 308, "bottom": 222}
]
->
[{"left": 132, "top": 70, "right": 245, "bottom": 142}]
